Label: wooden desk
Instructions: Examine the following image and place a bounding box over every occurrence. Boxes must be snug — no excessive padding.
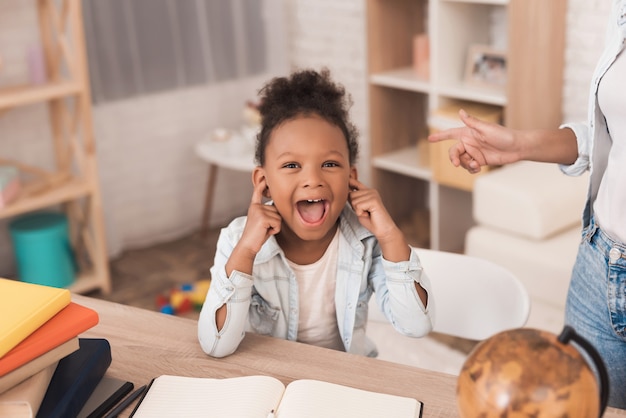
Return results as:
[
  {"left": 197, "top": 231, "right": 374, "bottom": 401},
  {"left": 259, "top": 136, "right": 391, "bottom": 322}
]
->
[
  {"left": 76, "top": 295, "right": 457, "bottom": 417},
  {"left": 75, "top": 295, "right": 626, "bottom": 418}
]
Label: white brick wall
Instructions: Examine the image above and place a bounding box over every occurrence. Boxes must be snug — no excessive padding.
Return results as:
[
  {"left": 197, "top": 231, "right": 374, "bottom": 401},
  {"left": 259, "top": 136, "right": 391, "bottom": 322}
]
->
[
  {"left": 562, "top": 0, "right": 611, "bottom": 123},
  {"left": 285, "top": 0, "right": 369, "bottom": 182},
  {"left": 0, "top": 0, "right": 612, "bottom": 275}
]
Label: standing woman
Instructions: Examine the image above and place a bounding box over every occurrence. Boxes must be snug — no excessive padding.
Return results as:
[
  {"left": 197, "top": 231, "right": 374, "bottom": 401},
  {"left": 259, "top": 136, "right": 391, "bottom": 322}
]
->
[{"left": 428, "top": 1, "right": 626, "bottom": 408}]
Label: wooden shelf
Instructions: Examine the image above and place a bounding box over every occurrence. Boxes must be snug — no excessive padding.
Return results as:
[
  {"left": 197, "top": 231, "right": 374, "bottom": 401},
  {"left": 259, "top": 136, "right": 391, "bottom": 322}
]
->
[
  {"left": 370, "top": 68, "right": 430, "bottom": 94},
  {"left": 436, "top": 82, "right": 506, "bottom": 106},
  {"left": 367, "top": 0, "right": 566, "bottom": 251},
  {"left": 0, "top": 81, "right": 81, "bottom": 110},
  {"left": 372, "top": 146, "right": 432, "bottom": 181},
  {"left": 0, "top": 178, "right": 91, "bottom": 220},
  {"left": 0, "top": 0, "right": 111, "bottom": 295},
  {"left": 442, "top": 0, "right": 508, "bottom": 5},
  {"left": 68, "top": 269, "right": 103, "bottom": 294}
]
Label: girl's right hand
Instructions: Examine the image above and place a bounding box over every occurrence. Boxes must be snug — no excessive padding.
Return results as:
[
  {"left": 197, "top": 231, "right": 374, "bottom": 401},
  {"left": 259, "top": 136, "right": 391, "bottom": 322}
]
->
[{"left": 237, "top": 178, "right": 282, "bottom": 256}]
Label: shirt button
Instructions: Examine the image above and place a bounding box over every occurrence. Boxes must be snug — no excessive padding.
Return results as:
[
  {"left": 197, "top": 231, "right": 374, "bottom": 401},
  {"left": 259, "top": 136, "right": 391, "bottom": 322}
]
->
[{"left": 609, "top": 247, "right": 621, "bottom": 263}]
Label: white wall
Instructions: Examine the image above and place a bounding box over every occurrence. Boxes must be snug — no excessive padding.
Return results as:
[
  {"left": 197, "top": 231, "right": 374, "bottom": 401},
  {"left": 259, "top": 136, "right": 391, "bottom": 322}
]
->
[
  {"left": 0, "top": 0, "right": 611, "bottom": 275},
  {"left": 562, "top": 0, "right": 612, "bottom": 123},
  {"left": 285, "top": 0, "right": 369, "bottom": 182}
]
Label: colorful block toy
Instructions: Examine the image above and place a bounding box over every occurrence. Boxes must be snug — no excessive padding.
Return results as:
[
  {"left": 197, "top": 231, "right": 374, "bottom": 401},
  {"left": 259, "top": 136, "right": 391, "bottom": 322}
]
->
[{"left": 156, "top": 280, "right": 211, "bottom": 315}]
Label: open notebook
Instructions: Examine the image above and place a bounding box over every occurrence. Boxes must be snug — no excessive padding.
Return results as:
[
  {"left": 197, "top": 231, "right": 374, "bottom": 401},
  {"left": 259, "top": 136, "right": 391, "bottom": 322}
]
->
[{"left": 130, "top": 375, "right": 422, "bottom": 418}]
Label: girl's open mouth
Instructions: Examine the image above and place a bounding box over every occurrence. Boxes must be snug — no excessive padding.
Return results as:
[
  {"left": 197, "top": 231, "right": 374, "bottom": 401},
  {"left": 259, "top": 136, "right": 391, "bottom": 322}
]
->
[{"left": 296, "top": 199, "right": 328, "bottom": 224}]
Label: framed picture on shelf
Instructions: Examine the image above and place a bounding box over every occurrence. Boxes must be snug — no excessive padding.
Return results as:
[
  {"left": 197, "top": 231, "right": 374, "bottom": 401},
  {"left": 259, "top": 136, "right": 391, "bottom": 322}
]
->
[{"left": 464, "top": 45, "right": 507, "bottom": 91}]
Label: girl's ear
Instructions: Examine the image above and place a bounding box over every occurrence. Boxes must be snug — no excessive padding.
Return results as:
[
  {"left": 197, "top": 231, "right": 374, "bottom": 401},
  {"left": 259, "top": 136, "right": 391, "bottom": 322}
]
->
[
  {"left": 349, "top": 166, "right": 358, "bottom": 181},
  {"left": 252, "top": 166, "right": 270, "bottom": 198}
]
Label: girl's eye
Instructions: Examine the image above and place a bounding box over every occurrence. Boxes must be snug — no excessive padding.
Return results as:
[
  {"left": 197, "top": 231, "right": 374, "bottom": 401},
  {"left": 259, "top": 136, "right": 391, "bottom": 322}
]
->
[
  {"left": 323, "top": 161, "right": 339, "bottom": 168},
  {"left": 283, "top": 163, "right": 299, "bottom": 169}
]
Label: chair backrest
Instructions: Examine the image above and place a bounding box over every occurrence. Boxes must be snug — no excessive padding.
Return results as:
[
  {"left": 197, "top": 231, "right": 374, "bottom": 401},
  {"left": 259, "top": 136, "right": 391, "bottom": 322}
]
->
[
  {"left": 416, "top": 247, "right": 530, "bottom": 340},
  {"left": 368, "top": 247, "right": 530, "bottom": 341}
]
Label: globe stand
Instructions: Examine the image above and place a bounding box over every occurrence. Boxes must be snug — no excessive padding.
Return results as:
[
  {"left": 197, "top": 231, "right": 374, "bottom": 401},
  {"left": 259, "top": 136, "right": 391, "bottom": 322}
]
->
[
  {"left": 558, "top": 325, "right": 609, "bottom": 417},
  {"left": 457, "top": 326, "right": 610, "bottom": 418}
]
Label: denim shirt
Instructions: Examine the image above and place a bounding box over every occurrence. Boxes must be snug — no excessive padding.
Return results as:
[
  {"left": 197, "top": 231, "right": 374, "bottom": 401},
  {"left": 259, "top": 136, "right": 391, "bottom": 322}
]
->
[
  {"left": 560, "top": 0, "right": 626, "bottom": 228},
  {"left": 198, "top": 204, "right": 434, "bottom": 358}
]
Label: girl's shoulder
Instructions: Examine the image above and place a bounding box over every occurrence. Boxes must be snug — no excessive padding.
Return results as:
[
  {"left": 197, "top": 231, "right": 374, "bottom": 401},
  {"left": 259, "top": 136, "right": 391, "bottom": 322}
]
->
[{"left": 220, "top": 215, "right": 248, "bottom": 241}]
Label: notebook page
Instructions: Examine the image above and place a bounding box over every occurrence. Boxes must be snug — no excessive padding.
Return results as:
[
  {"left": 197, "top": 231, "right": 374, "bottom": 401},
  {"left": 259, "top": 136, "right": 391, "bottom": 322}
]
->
[
  {"left": 276, "top": 379, "right": 421, "bottom": 418},
  {"left": 131, "top": 375, "right": 284, "bottom": 418}
]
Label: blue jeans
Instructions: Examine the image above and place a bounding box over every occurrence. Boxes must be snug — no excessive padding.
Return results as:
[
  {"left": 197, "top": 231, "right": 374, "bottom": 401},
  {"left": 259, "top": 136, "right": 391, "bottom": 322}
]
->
[{"left": 565, "top": 217, "right": 626, "bottom": 409}]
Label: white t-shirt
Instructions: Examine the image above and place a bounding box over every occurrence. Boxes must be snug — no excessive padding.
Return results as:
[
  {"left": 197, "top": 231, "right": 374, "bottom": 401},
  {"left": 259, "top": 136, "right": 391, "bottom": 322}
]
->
[
  {"left": 595, "top": 49, "right": 626, "bottom": 242},
  {"left": 286, "top": 230, "right": 344, "bottom": 351}
]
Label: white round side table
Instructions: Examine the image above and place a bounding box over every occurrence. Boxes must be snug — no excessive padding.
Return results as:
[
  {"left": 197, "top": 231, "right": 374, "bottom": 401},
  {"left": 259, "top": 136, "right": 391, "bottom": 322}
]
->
[{"left": 195, "top": 132, "right": 256, "bottom": 236}]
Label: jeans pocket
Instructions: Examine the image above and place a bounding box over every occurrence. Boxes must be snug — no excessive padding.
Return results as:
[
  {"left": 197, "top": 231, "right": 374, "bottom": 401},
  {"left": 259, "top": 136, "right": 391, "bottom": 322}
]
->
[{"left": 608, "top": 259, "right": 626, "bottom": 339}]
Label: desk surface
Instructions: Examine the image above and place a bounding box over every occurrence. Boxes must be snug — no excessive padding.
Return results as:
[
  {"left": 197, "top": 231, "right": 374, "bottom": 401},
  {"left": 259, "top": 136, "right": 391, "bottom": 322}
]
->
[{"left": 75, "top": 295, "right": 626, "bottom": 418}]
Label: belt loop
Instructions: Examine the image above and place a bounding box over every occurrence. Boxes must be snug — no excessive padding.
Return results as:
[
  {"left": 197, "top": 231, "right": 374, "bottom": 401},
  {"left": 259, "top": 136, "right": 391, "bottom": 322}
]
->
[{"left": 583, "top": 217, "right": 598, "bottom": 243}]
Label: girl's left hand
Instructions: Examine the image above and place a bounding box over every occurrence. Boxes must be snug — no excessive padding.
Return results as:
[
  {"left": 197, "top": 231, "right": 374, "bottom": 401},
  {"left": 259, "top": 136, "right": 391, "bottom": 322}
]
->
[
  {"left": 349, "top": 178, "right": 410, "bottom": 263},
  {"left": 348, "top": 178, "right": 397, "bottom": 242}
]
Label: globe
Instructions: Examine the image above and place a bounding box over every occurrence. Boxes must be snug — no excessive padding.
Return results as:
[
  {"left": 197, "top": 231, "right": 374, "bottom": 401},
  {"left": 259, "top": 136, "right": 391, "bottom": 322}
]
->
[{"left": 457, "top": 327, "right": 605, "bottom": 418}]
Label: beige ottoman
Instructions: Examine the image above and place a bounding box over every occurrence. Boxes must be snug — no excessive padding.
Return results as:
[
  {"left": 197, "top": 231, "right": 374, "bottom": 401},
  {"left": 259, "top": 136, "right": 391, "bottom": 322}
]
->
[{"left": 465, "top": 161, "right": 588, "bottom": 334}]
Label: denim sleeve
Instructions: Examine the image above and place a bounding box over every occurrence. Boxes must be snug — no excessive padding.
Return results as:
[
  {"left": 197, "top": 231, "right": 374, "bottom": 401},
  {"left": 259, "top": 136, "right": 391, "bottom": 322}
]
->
[
  {"left": 197, "top": 223, "right": 254, "bottom": 358},
  {"left": 558, "top": 122, "right": 591, "bottom": 176},
  {"left": 371, "top": 248, "right": 434, "bottom": 338}
]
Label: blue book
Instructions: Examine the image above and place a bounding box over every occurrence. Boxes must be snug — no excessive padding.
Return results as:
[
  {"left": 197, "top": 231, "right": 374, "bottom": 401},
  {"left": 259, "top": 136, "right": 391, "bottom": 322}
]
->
[{"left": 36, "top": 338, "right": 112, "bottom": 418}]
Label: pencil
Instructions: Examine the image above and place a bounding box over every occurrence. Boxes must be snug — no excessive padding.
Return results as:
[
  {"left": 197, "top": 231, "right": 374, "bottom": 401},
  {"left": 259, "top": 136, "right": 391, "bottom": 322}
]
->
[{"left": 103, "top": 384, "right": 147, "bottom": 418}]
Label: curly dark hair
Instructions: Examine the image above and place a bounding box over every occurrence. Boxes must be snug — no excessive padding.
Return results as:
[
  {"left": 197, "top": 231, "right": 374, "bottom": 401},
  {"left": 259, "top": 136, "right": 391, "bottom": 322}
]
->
[{"left": 254, "top": 68, "right": 359, "bottom": 166}]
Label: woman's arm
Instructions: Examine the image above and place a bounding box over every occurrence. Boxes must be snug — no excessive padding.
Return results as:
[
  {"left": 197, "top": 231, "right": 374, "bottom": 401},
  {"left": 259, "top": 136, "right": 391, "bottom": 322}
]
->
[{"left": 428, "top": 109, "right": 579, "bottom": 173}]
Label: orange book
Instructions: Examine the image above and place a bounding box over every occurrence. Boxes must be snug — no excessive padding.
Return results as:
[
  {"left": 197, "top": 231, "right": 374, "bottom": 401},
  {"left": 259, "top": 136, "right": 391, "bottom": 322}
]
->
[
  {"left": 0, "top": 302, "right": 99, "bottom": 376},
  {"left": 0, "top": 278, "right": 71, "bottom": 358}
]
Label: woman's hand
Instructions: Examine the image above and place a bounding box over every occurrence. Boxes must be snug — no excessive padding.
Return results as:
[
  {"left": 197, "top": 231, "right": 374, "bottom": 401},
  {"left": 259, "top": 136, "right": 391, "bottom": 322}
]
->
[{"left": 428, "top": 109, "right": 523, "bottom": 173}]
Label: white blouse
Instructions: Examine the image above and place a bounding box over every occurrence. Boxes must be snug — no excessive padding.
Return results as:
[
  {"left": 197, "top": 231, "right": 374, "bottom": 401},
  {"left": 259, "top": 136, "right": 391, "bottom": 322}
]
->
[{"left": 595, "top": 48, "right": 626, "bottom": 242}]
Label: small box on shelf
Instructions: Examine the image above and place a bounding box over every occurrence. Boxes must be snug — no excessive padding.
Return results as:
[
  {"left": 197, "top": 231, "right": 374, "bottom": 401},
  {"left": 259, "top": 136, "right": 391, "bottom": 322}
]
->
[
  {"left": 416, "top": 137, "right": 431, "bottom": 169},
  {"left": 412, "top": 34, "right": 430, "bottom": 81},
  {"left": 428, "top": 100, "right": 502, "bottom": 192}
]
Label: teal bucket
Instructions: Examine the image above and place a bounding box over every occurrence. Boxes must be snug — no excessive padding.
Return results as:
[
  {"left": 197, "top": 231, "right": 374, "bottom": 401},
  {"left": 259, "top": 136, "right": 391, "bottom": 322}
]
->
[{"left": 9, "top": 212, "right": 77, "bottom": 288}]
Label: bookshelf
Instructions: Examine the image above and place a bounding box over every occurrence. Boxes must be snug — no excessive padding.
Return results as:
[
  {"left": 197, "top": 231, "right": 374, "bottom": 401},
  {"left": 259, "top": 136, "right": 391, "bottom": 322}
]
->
[
  {"left": 367, "top": 0, "right": 566, "bottom": 251},
  {"left": 0, "top": 0, "right": 111, "bottom": 294}
]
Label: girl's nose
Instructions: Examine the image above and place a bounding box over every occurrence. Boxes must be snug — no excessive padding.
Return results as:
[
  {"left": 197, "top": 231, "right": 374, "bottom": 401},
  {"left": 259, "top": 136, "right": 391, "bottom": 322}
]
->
[{"left": 302, "top": 166, "right": 323, "bottom": 188}]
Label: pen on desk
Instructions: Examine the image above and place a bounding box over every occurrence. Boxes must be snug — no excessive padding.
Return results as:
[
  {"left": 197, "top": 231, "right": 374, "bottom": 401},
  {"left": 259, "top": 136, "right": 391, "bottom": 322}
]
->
[{"left": 103, "top": 384, "right": 148, "bottom": 418}]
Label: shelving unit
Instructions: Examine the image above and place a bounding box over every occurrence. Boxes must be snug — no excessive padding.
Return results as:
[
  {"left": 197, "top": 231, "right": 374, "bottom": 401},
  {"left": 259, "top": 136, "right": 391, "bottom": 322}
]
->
[
  {"left": 0, "top": 0, "right": 111, "bottom": 294},
  {"left": 367, "top": 0, "right": 566, "bottom": 251}
]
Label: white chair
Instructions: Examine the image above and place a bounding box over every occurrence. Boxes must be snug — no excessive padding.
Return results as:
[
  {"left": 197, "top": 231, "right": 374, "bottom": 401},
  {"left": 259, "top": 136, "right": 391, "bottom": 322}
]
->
[
  {"left": 367, "top": 247, "right": 530, "bottom": 374},
  {"left": 466, "top": 161, "right": 588, "bottom": 334}
]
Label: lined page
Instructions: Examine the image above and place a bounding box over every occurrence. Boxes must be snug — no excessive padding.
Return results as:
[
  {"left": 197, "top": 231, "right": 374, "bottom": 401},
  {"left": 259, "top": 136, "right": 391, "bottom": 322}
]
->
[
  {"left": 131, "top": 375, "right": 284, "bottom": 418},
  {"left": 276, "top": 379, "right": 421, "bottom": 418}
]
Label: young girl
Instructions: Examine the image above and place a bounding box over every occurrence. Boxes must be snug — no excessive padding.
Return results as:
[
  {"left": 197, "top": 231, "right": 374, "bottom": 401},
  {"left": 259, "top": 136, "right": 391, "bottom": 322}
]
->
[{"left": 198, "top": 68, "right": 433, "bottom": 358}]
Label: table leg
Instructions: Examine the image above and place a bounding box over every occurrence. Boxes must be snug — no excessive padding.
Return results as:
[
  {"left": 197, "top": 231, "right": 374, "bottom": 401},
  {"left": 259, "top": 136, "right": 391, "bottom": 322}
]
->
[{"left": 200, "top": 163, "right": 218, "bottom": 238}]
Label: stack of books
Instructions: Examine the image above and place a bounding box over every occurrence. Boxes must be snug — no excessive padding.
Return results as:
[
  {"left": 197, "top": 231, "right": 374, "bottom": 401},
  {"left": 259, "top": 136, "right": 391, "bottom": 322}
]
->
[{"left": 0, "top": 278, "right": 123, "bottom": 418}]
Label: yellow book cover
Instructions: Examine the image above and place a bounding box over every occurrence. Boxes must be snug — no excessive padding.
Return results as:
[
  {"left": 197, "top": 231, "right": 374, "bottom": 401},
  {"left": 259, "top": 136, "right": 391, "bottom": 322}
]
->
[{"left": 0, "top": 278, "right": 71, "bottom": 358}]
